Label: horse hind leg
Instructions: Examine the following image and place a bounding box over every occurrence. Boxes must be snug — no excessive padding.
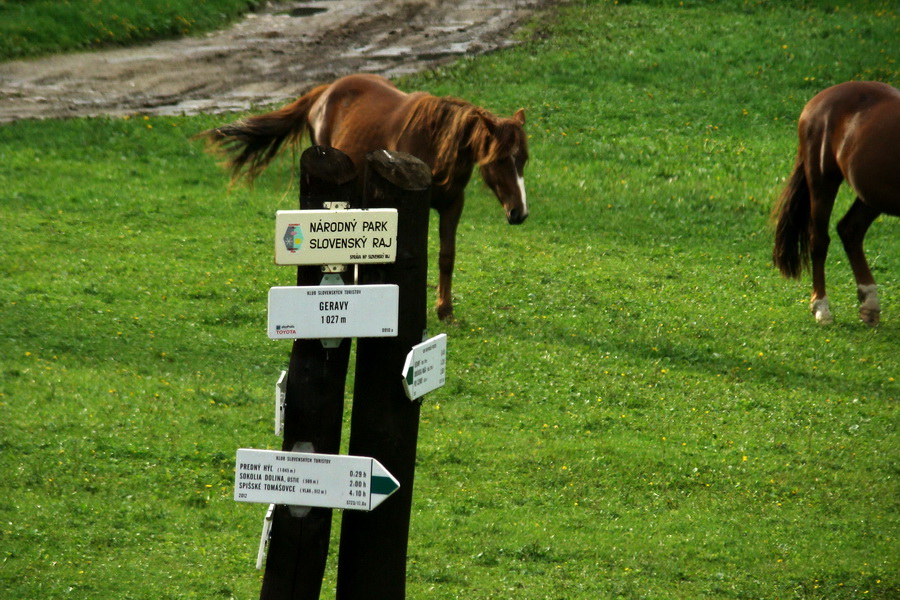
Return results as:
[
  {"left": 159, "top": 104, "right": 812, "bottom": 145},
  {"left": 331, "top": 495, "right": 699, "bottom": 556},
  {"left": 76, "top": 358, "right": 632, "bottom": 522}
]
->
[
  {"left": 807, "top": 182, "right": 839, "bottom": 324},
  {"left": 837, "top": 198, "right": 882, "bottom": 326}
]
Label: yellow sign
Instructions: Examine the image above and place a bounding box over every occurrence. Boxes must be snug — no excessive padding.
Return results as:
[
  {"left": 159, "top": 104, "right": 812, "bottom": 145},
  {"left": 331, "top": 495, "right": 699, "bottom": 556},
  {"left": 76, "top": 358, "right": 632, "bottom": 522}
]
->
[{"left": 275, "top": 209, "right": 398, "bottom": 265}]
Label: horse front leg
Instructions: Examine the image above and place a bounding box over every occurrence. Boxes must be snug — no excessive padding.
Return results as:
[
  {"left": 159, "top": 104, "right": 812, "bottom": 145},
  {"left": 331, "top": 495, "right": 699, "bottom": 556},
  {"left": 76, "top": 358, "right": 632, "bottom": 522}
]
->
[
  {"left": 837, "top": 198, "right": 882, "bottom": 326},
  {"left": 436, "top": 200, "right": 463, "bottom": 321}
]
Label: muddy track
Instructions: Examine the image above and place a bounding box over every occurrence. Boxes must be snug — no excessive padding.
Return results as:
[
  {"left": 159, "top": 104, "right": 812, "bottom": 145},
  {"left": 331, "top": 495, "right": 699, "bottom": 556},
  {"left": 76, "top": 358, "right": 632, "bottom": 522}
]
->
[{"left": 0, "top": 0, "right": 558, "bottom": 123}]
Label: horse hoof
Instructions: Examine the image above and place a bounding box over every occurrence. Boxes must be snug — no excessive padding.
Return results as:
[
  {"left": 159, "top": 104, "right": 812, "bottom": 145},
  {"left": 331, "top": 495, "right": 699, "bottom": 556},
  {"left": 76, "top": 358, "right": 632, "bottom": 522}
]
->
[
  {"left": 860, "top": 307, "right": 880, "bottom": 327},
  {"left": 436, "top": 305, "right": 454, "bottom": 321},
  {"left": 815, "top": 311, "right": 833, "bottom": 325},
  {"left": 811, "top": 298, "right": 832, "bottom": 325}
]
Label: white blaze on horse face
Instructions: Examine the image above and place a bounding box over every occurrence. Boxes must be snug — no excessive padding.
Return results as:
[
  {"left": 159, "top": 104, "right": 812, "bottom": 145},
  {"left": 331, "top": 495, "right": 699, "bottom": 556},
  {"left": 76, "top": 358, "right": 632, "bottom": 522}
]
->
[{"left": 513, "top": 157, "right": 528, "bottom": 217}]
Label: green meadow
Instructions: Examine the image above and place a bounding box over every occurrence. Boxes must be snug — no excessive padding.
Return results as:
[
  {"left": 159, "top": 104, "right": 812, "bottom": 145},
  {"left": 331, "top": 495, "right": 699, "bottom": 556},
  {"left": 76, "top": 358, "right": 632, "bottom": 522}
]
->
[
  {"left": 1, "top": 1, "right": 898, "bottom": 599},
  {"left": 0, "top": 0, "right": 260, "bottom": 60}
]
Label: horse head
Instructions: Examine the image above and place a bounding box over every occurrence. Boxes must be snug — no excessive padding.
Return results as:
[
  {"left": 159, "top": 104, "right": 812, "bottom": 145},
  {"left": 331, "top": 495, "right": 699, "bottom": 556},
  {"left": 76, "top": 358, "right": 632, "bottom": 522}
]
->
[{"left": 476, "top": 109, "right": 529, "bottom": 225}]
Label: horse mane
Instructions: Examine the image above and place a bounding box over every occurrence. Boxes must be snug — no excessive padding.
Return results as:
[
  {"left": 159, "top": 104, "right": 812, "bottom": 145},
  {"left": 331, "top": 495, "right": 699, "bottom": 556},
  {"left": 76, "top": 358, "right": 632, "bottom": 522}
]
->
[{"left": 403, "top": 95, "right": 524, "bottom": 186}]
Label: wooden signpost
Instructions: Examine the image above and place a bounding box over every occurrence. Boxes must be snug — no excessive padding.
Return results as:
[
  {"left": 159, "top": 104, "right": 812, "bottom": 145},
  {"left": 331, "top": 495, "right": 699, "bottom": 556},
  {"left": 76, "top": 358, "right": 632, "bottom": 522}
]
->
[
  {"left": 259, "top": 146, "right": 358, "bottom": 600},
  {"left": 231, "top": 146, "right": 445, "bottom": 600},
  {"left": 336, "top": 150, "right": 433, "bottom": 600}
]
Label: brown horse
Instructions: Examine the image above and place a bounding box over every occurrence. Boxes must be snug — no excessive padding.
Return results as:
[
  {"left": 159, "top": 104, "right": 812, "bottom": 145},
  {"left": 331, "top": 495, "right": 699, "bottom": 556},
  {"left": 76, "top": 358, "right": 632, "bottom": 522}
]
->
[
  {"left": 198, "top": 73, "right": 529, "bottom": 320},
  {"left": 772, "top": 80, "right": 900, "bottom": 326}
]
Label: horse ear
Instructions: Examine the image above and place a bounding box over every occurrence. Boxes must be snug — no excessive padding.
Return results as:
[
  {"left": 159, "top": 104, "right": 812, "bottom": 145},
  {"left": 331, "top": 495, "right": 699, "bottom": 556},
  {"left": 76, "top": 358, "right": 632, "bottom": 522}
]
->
[
  {"left": 514, "top": 108, "right": 526, "bottom": 125},
  {"left": 477, "top": 112, "right": 498, "bottom": 135}
]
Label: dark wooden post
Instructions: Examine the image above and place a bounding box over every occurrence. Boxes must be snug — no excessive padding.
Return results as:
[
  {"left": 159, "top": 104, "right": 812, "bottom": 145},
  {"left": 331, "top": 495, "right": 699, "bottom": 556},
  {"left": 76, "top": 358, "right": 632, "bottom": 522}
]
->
[
  {"left": 336, "top": 150, "right": 432, "bottom": 600},
  {"left": 260, "top": 146, "right": 359, "bottom": 600}
]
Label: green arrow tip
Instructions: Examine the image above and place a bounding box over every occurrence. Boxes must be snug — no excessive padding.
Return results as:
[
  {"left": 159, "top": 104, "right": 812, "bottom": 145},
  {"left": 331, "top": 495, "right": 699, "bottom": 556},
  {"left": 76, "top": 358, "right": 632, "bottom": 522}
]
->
[{"left": 371, "top": 475, "right": 399, "bottom": 496}]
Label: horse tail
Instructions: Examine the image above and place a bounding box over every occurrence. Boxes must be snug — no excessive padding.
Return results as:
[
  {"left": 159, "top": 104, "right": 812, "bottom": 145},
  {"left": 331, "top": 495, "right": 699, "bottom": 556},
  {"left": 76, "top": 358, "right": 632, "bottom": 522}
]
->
[
  {"left": 196, "top": 83, "right": 330, "bottom": 184},
  {"left": 771, "top": 154, "right": 811, "bottom": 279}
]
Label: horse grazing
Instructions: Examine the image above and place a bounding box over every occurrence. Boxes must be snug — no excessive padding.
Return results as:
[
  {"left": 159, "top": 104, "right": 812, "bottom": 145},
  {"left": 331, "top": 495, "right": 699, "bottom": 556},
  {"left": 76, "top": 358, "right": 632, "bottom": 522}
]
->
[
  {"left": 197, "top": 73, "right": 529, "bottom": 320},
  {"left": 772, "top": 80, "right": 900, "bottom": 326}
]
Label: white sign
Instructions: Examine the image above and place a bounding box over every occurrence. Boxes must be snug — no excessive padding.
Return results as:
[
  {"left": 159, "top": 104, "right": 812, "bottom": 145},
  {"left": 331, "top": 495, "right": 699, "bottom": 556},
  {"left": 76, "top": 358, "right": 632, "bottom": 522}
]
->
[
  {"left": 256, "top": 504, "right": 274, "bottom": 570},
  {"left": 235, "top": 449, "right": 400, "bottom": 511},
  {"left": 402, "top": 334, "right": 447, "bottom": 400},
  {"left": 268, "top": 285, "right": 399, "bottom": 339},
  {"left": 275, "top": 209, "right": 398, "bottom": 265},
  {"left": 274, "top": 371, "right": 287, "bottom": 436}
]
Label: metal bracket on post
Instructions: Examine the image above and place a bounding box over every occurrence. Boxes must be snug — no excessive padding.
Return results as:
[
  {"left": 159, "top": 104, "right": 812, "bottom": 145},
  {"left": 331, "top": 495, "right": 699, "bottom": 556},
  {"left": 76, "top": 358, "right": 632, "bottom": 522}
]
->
[
  {"left": 318, "top": 181, "right": 350, "bottom": 344},
  {"left": 287, "top": 442, "right": 315, "bottom": 518},
  {"left": 320, "top": 202, "right": 349, "bottom": 320},
  {"left": 321, "top": 201, "right": 349, "bottom": 274},
  {"left": 319, "top": 273, "right": 345, "bottom": 349}
]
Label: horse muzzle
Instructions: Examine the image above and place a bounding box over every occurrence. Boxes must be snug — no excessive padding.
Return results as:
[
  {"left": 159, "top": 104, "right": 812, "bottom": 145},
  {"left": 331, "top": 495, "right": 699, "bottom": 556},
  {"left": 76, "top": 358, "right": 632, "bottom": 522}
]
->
[{"left": 506, "top": 207, "right": 528, "bottom": 225}]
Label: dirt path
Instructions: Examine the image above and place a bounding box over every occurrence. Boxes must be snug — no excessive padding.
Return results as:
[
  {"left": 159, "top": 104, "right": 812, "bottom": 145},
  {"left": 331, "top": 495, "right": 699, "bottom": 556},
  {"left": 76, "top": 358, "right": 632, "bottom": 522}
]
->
[{"left": 0, "top": 0, "right": 557, "bottom": 123}]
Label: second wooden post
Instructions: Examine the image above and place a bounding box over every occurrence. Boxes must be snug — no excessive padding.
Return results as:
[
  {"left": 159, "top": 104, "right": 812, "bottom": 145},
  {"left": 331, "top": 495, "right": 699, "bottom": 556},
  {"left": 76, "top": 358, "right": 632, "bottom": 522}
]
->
[{"left": 336, "top": 150, "right": 432, "bottom": 600}]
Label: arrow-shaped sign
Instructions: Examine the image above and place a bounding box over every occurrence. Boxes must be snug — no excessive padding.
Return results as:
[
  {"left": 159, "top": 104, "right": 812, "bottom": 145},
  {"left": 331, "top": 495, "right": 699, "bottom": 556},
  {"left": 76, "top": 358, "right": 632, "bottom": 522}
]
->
[
  {"left": 234, "top": 449, "right": 400, "bottom": 511},
  {"left": 402, "top": 334, "right": 447, "bottom": 400}
]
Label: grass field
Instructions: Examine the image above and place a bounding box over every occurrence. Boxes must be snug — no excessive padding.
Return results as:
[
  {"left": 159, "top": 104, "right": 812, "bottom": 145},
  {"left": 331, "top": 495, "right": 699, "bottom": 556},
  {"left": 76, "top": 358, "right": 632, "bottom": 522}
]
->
[
  {"left": 1, "top": 1, "right": 898, "bottom": 599},
  {"left": 0, "top": 0, "right": 260, "bottom": 60}
]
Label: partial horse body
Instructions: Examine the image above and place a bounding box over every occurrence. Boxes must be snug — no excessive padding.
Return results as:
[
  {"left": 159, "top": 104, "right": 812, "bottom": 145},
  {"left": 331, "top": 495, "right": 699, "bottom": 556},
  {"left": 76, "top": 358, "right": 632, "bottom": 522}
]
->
[
  {"left": 772, "top": 81, "right": 900, "bottom": 326},
  {"left": 198, "top": 73, "right": 529, "bottom": 320}
]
